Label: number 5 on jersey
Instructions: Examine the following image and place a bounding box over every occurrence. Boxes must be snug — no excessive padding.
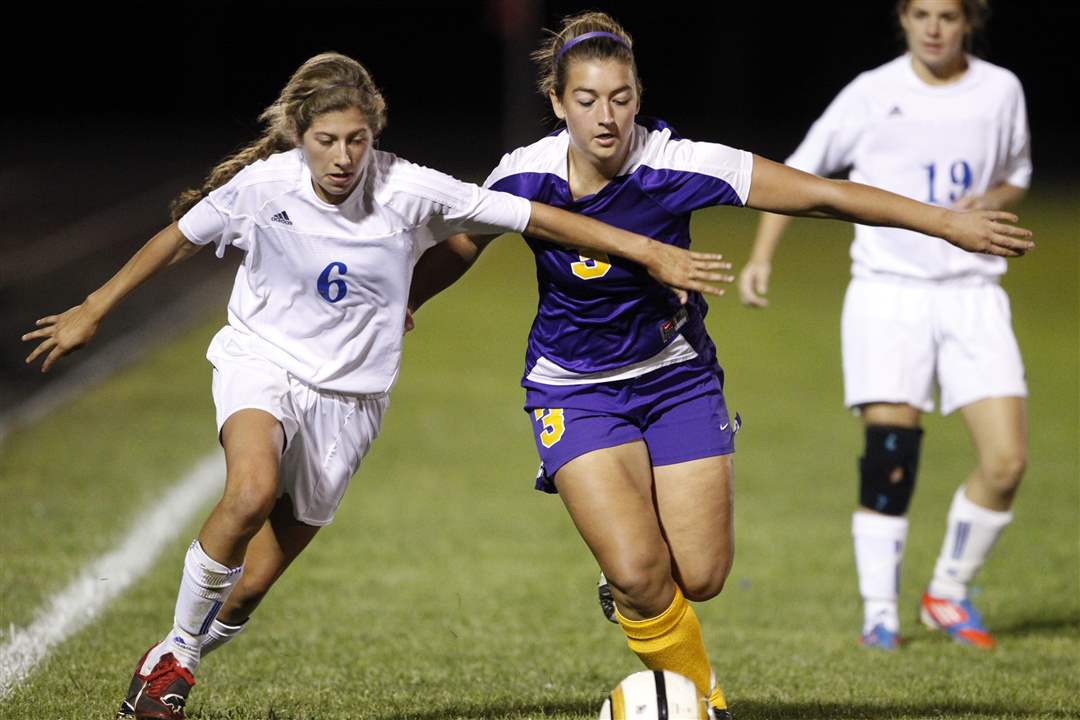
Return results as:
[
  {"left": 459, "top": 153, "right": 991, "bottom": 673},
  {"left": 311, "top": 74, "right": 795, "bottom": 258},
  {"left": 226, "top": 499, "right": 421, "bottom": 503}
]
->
[
  {"left": 533, "top": 408, "right": 565, "bottom": 448},
  {"left": 570, "top": 250, "right": 611, "bottom": 280}
]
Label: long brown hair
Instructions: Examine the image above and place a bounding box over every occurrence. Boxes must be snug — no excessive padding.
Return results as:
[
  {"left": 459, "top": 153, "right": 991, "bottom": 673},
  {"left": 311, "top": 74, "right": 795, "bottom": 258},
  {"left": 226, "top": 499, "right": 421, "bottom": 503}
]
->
[
  {"left": 170, "top": 52, "right": 387, "bottom": 221},
  {"left": 531, "top": 11, "right": 642, "bottom": 103}
]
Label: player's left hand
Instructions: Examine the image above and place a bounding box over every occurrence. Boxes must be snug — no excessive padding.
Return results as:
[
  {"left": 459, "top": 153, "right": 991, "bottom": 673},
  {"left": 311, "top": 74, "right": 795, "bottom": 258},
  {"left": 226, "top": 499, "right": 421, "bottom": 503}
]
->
[
  {"left": 943, "top": 210, "right": 1034, "bottom": 257},
  {"left": 645, "top": 242, "right": 734, "bottom": 305}
]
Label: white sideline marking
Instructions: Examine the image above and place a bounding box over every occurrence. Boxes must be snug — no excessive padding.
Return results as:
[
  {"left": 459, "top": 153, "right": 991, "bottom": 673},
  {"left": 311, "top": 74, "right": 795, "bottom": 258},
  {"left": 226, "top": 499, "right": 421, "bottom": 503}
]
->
[{"left": 0, "top": 453, "right": 224, "bottom": 701}]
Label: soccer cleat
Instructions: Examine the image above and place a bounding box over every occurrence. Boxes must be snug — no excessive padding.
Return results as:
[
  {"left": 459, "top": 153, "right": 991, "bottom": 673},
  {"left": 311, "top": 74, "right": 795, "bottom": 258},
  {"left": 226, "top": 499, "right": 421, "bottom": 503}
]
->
[
  {"left": 919, "top": 592, "right": 995, "bottom": 649},
  {"left": 859, "top": 624, "right": 901, "bottom": 651},
  {"left": 597, "top": 572, "right": 618, "bottom": 624},
  {"left": 708, "top": 674, "right": 733, "bottom": 719},
  {"left": 117, "top": 646, "right": 196, "bottom": 719}
]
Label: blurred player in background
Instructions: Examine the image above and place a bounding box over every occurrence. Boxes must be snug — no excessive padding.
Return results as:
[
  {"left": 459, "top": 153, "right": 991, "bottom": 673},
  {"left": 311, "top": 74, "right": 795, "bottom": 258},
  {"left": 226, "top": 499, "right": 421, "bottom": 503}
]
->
[
  {"left": 22, "top": 52, "right": 734, "bottom": 720},
  {"left": 740, "top": 0, "right": 1031, "bottom": 650},
  {"left": 407, "top": 10, "right": 1032, "bottom": 716}
]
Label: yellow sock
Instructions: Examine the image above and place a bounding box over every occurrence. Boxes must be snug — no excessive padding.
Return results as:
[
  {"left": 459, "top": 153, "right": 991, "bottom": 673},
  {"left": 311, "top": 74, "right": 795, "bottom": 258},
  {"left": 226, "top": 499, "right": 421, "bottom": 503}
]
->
[
  {"left": 615, "top": 585, "right": 725, "bottom": 709},
  {"left": 708, "top": 683, "right": 728, "bottom": 711}
]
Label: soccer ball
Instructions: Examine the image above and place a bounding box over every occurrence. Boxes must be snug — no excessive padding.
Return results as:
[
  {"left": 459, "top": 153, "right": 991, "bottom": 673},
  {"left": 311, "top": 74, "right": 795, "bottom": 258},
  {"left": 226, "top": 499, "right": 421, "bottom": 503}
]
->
[{"left": 598, "top": 670, "right": 710, "bottom": 719}]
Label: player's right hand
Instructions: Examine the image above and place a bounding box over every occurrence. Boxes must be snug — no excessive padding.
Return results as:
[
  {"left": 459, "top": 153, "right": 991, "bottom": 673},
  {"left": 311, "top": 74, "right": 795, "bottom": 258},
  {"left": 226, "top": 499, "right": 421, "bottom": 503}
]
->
[
  {"left": 22, "top": 304, "right": 101, "bottom": 373},
  {"left": 944, "top": 210, "right": 1034, "bottom": 257},
  {"left": 738, "top": 261, "right": 771, "bottom": 308},
  {"left": 645, "top": 242, "right": 734, "bottom": 304}
]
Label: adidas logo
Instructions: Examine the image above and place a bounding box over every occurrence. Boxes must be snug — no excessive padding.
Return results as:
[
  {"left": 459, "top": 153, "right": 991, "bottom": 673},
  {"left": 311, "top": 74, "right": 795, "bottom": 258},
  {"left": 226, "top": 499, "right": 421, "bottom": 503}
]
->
[
  {"left": 888, "top": 105, "right": 903, "bottom": 117},
  {"left": 270, "top": 210, "right": 293, "bottom": 225},
  {"left": 927, "top": 599, "right": 967, "bottom": 626}
]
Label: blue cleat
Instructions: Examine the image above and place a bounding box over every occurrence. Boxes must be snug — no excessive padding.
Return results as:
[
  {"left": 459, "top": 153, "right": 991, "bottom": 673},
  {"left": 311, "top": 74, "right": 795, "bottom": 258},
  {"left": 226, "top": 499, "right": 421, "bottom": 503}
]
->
[
  {"left": 920, "top": 592, "right": 995, "bottom": 649},
  {"left": 860, "top": 624, "right": 901, "bottom": 650}
]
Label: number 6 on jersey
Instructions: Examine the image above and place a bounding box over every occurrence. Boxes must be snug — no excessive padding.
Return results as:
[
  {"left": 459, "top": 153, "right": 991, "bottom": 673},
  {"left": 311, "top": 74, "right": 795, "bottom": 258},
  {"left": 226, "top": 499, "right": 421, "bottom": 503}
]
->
[{"left": 317, "top": 261, "right": 348, "bottom": 303}]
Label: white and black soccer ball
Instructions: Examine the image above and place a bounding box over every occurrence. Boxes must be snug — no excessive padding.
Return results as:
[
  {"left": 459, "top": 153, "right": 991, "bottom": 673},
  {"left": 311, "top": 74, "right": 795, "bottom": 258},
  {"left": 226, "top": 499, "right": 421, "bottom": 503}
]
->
[{"left": 598, "top": 670, "right": 710, "bottom": 720}]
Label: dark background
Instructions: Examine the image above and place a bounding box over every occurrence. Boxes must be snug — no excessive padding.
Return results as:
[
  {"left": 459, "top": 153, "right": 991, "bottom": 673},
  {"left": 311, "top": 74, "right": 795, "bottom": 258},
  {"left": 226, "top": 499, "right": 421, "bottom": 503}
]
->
[
  {"left": 6, "top": 2, "right": 1078, "bottom": 177},
  {"left": 2, "top": 1, "right": 1077, "bottom": 422}
]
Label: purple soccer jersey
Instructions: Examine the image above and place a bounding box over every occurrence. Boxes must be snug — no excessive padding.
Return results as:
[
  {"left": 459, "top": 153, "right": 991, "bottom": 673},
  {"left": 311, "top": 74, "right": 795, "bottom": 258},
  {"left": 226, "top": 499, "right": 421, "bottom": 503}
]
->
[{"left": 483, "top": 118, "right": 754, "bottom": 382}]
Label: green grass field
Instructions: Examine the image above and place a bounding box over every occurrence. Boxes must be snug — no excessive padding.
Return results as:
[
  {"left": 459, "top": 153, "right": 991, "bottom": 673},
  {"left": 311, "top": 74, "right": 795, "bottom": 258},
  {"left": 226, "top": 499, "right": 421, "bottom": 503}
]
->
[{"left": 2, "top": 190, "right": 1077, "bottom": 719}]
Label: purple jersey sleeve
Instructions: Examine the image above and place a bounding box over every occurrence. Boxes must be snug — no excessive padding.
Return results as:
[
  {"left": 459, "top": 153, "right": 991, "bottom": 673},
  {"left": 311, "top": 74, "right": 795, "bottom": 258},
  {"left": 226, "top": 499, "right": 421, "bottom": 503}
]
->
[{"left": 629, "top": 118, "right": 753, "bottom": 215}]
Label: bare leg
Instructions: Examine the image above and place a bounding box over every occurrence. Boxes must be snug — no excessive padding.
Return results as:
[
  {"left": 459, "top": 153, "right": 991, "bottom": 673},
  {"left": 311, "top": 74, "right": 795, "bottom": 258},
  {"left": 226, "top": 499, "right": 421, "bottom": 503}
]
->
[
  {"left": 555, "top": 442, "right": 724, "bottom": 706},
  {"left": 861, "top": 402, "right": 921, "bottom": 436},
  {"left": 651, "top": 455, "right": 734, "bottom": 602},
  {"left": 925, "top": 396, "right": 1025, "bottom": 625},
  {"left": 124, "top": 408, "right": 287, "bottom": 698},
  {"left": 217, "top": 494, "right": 320, "bottom": 625},
  {"left": 198, "top": 409, "right": 286, "bottom": 566},
  {"left": 199, "top": 494, "right": 319, "bottom": 656},
  {"left": 555, "top": 441, "right": 672, "bottom": 620},
  {"left": 958, "top": 396, "right": 1026, "bottom": 511}
]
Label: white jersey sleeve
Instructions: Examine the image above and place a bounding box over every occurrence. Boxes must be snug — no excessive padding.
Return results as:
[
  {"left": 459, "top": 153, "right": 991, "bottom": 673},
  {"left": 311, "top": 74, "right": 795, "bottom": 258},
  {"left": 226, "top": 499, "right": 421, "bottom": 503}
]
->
[
  {"left": 627, "top": 127, "right": 754, "bottom": 213},
  {"left": 377, "top": 157, "right": 531, "bottom": 243},
  {"left": 786, "top": 77, "right": 871, "bottom": 177},
  {"left": 177, "top": 168, "right": 250, "bottom": 258},
  {"left": 1001, "top": 75, "right": 1033, "bottom": 189}
]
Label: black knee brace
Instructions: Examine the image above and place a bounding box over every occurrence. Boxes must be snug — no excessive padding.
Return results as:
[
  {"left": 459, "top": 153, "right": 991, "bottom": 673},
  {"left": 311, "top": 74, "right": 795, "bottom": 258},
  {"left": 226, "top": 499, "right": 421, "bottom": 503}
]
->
[{"left": 859, "top": 425, "right": 923, "bottom": 515}]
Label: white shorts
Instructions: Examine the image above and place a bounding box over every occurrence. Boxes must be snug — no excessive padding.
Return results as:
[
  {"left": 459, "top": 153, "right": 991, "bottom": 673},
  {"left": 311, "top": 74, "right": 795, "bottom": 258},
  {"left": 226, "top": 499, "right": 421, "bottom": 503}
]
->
[
  {"left": 207, "top": 326, "right": 388, "bottom": 526},
  {"left": 841, "top": 277, "right": 1026, "bottom": 416}
]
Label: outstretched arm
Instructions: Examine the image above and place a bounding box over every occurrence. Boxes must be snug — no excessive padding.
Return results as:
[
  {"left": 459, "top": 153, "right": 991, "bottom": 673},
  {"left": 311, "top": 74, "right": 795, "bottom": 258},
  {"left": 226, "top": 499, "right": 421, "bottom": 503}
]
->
[
  {"left": 22, "top": 222, "right": 202, "bottom": 372},
  {"left": 410, "top": 201, "right": 737, "bottom": 319},
  {"left": 525, "top": 201, "right": 734, "bottom": 303},
  {"left": 745, "top": 156, "right": 1034, "bottom": 257}
]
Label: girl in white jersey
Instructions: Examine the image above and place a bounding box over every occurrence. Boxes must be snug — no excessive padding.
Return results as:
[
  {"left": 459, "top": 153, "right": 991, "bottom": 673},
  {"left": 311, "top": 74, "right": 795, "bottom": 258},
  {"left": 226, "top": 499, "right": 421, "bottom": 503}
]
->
[
  {"left": 407, "top": 11, "right": 1032, "bottom": 716},
  {"left": 21, "top": 53, "right": 738, "bottom": 720},
  {"left": 740, "top": 0, "right": 1030, "bottom": 650}
]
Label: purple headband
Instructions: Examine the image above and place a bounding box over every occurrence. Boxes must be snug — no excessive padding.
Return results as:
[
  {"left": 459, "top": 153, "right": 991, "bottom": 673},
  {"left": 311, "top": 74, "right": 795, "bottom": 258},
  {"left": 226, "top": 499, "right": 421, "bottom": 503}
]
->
[{"left": 555, "top": 31, "right": 629, "bottom": 63}]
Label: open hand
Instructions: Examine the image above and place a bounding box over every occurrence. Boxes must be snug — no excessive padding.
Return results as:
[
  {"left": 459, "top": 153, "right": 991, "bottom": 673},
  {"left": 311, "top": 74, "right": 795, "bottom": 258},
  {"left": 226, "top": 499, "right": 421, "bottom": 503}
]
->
[
  {"left": 645, "top": 242, "right": 734, "bottom": 305},
  {"left": 22, "top": 304, "right": 101, "bottom": 372},
  {"left": 738, "top": 261, "right": 772, "bottom": 308},
  {"left": 944, "top": 210, "right": 1034, "bottom": 257}
]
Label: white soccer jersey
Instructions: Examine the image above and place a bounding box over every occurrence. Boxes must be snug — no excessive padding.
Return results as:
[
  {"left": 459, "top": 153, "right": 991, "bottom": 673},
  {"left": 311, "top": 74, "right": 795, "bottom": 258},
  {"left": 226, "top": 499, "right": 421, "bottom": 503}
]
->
[
  {"left": 179, "top": 148, "right": 531, "bottom": 395},
  {"left": 787, "top": 55, "right": 1032, "bottom": 281}
]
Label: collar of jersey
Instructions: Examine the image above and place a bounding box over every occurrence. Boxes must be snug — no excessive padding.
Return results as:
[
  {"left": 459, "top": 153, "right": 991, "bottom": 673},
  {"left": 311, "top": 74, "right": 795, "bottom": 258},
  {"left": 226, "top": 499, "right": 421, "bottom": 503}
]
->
[
  {"left": 554, "top": 123, "right": 650, "bottom": 204},
  {"left": 902, "top": 52, "right": 983, "bottom": 95}
]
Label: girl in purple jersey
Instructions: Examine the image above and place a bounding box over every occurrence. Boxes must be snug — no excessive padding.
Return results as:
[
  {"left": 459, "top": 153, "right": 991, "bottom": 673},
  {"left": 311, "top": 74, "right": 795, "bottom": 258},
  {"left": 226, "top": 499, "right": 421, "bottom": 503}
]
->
[
  {"left": 22, "top": 52, "right": 735, "bottom": 720},
  {"left": 407, "top": 11, "right": 1031, "bottom": 718}
]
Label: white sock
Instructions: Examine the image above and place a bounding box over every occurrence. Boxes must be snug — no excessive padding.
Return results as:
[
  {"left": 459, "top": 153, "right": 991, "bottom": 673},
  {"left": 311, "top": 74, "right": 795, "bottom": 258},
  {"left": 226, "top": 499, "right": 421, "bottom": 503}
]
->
[
  {"left": 852, "top": 512, "right": 908, "bottom": 633},
  {"left": 141, "top": 540, "right": 243, "bottom": 674},
  {"left": 200, "top": 617, "right": 249, "bottom": 657},
  {"left": 928, "top": 486, "right": 1013, "bottom": 601}
]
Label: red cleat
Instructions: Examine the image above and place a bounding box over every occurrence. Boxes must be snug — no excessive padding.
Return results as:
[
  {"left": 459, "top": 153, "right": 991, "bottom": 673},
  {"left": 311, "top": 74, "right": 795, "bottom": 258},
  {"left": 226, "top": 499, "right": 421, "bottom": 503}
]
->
[{"left": 116, "top": 645, "right": 196, "bottom": 719}]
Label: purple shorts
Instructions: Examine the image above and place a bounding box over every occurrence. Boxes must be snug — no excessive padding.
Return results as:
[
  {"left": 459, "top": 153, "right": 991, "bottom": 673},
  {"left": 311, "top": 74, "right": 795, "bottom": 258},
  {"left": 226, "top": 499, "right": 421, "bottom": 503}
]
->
[{"left": 524, "top": 359, "right": 738, "bottom": 493}]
